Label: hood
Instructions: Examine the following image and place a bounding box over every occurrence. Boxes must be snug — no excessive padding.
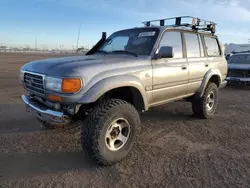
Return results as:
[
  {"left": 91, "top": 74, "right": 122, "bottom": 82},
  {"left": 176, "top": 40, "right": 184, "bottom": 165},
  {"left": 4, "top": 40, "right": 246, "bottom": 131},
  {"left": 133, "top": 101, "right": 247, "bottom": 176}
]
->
[
  {"left": 228, "top": 63, "right": 250, "bottom": 70},
  {"left": 22, "top": 54, "right": 144, "bottom": 76}
]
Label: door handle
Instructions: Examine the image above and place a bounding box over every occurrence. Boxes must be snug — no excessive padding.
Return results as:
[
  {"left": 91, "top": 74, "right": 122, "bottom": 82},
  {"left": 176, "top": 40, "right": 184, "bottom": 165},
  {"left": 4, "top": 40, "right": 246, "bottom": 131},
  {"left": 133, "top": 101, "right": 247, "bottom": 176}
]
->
[
  {"left": 205, "top": 63, "right": 209, "bottom": 67},
  {"left": 181, "top": 65, "right": 187, "bottom": 70}
]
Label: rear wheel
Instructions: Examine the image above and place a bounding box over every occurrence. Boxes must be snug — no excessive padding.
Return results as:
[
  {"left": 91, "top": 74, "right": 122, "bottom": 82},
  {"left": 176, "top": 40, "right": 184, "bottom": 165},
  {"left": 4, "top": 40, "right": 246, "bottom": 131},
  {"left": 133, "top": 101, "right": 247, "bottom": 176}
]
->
[
  {"left": 192, "top": 82, "right": 219, "bottom": 119},
  {"left": 81, "top": 99, "right": 140, "bottom": 165}
]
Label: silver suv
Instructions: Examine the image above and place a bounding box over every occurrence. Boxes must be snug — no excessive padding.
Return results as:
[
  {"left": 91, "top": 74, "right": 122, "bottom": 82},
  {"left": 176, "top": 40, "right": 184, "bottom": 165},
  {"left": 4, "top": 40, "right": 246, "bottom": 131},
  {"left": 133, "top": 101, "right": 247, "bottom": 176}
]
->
[{"left": 20, "top": 16, "right": 227, "bottom": 165}]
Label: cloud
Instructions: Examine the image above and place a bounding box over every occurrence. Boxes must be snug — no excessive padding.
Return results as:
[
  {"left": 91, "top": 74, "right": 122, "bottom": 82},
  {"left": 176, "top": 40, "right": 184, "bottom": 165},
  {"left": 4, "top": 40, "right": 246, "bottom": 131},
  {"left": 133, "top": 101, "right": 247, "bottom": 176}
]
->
[
  {"left": 181, "top": 0, "right": 250, "bottom": 11},
  {"left": 34, "top": 0, "right": 250, "bottom": 44},
  {"left": 219, "top": 30, "right": 250, "bottom": 38},
  {"left": 218, "top": 30, "right": 250, "bottom": 44},
  {"left": 34, "top": 0, "right": 250, "bottom": 21},
  {"left": 178, "top": 0, "right": 250, "bottom": 22},
  {"left": 215, "top": 0, "right": 250, "bottom": 11}
]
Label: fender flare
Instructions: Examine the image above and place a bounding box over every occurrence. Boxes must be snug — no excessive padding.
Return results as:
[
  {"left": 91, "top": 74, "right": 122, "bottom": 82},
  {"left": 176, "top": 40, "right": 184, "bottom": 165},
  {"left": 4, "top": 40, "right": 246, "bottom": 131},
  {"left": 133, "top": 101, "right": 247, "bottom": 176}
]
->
[
  {"left": 197, "top": 69, "right": 222, "bottom": 97},
  {"left": 79, "top": 75, "right": 149, "bottom": 110}
]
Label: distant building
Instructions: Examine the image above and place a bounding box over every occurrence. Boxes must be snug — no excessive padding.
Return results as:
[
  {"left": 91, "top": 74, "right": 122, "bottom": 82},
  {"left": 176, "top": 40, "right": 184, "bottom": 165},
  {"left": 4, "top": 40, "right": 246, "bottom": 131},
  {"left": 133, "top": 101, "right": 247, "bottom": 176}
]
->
[
  {"left": 0, "top": 45, "right": 7, "bottom": 52},
  {"left": 225, "top": 43, "right": 250, "bottom": 54}
]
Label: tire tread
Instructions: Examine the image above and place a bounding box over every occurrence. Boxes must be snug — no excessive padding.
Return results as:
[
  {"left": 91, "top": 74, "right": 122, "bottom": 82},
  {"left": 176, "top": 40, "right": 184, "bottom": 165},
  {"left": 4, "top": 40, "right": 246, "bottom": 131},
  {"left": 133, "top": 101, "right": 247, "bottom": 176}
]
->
[
  {"left": 192, "top": 82, "right": 218, "bottom": 119},
  {"left": 81, "top": 99, "right": 140, "bottom": 165}
]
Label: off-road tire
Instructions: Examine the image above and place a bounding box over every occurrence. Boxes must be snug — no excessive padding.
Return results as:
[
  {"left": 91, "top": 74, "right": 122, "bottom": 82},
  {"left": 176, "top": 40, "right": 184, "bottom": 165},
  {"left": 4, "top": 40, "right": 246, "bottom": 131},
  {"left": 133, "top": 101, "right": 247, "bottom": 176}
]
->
[
  {"left": 192, "top": 82, "right": 219, "bottom": 119},
  {"left": 81, "top": 99, "right": 141, "bottom": 166}
]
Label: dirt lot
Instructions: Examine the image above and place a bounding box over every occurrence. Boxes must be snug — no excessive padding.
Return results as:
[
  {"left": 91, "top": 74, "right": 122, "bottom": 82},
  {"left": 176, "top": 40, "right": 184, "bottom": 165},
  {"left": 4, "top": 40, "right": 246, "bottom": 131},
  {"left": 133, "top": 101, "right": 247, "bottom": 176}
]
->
[{"left": 0, "top": 52, "right": 250, "bottom": 188}]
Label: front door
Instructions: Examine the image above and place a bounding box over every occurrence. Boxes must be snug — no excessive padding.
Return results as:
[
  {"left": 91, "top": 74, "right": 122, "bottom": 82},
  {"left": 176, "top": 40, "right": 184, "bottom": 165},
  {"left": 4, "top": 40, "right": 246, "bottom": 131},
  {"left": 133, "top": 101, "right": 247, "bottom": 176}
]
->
[{"left": 152, "top": 31, "right": 188, "bottom": 106}]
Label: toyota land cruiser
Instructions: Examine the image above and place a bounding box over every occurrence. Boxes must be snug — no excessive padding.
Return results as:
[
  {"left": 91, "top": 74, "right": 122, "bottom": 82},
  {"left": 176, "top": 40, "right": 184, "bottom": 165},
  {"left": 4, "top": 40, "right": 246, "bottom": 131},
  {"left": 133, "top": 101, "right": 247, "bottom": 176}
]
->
[{"left": 20, "top": 16, "right": 227, "bottom": 165}]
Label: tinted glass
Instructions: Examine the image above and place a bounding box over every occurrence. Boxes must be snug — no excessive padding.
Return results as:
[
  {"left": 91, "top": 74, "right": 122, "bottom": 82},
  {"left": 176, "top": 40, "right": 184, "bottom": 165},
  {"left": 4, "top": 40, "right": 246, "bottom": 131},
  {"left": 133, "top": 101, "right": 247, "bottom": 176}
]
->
[
  {"left": 159, "top": 31, "right": 183, "bottom": 58},
  {"left": 204, "top": 37, "right": 220, "bottom": 56},
  {"left": 99, "top": 28, "right": 159, "bottom": 55},
  {"left": 184, "top": 33, "right": 200, "bottom": 58},
  {"left": 228, "top": 54, "right": 250, "bottom": 64},
  {"left": 198, "top": 35, "right": 204, "bottom": 57}
]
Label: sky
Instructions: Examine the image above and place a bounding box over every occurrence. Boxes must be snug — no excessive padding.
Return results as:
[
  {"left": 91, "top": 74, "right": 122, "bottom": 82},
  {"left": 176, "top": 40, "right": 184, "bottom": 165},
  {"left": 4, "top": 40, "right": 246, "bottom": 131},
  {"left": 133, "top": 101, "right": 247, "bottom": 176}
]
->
[{"left": 1, "top": 0, "right": 250, "bottom": 49}]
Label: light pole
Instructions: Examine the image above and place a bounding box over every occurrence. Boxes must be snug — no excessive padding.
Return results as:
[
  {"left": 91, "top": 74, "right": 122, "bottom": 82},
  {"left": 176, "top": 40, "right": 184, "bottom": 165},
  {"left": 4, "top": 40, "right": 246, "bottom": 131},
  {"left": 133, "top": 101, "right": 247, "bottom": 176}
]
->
[
  {"left": 35, "top": 37, "right": 37, "bottom": 51},
  {"left": 76, "top": 25, "right": 81, "bottom": 52}
]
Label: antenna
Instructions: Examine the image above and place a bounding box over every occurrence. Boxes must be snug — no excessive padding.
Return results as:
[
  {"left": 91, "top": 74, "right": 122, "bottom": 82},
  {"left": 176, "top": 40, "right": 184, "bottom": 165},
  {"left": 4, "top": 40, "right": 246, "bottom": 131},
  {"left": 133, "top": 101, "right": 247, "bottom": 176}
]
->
[{"left": 76, "top": 25, "right": 81, "bottom": 52}]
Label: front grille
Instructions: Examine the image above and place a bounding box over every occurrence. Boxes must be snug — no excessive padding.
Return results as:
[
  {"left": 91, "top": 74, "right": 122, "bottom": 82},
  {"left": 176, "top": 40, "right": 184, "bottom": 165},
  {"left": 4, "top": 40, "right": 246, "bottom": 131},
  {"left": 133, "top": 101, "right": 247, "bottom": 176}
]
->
[
  {"left": 24, "top": 72, "right": 45, "bottom": 95},
  {"left": 227, "top": 69, "right": 248, "bottom": 78}
]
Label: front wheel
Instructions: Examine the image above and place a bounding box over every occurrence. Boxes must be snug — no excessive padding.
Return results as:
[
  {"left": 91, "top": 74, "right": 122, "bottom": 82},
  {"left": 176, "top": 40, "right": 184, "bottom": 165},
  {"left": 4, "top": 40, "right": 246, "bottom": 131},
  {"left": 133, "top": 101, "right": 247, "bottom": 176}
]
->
[
  {"left": 81, "top": 99, "right": 141, "bottom": 165},
  {"left": 192, "top": 82, "right": 219, "bottom": 119}
]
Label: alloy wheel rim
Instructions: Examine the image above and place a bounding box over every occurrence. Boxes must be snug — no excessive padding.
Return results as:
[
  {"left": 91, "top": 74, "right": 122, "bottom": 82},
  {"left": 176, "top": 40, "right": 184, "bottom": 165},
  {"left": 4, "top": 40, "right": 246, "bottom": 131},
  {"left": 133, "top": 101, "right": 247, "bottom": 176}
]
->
[
  {"left": 105, "top": 118, "right": 131, "bottom": 151},
  {"left": 206, "top": 91, "right": 215, "bottom": 111}
]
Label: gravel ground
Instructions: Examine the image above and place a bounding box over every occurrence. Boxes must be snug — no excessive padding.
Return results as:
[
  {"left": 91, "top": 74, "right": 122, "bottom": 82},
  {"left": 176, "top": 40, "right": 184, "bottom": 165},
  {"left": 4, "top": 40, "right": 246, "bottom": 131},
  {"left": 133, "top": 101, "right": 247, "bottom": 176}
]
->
[{"left": 0, "top": 52, "right": 250, "bottom": 188}]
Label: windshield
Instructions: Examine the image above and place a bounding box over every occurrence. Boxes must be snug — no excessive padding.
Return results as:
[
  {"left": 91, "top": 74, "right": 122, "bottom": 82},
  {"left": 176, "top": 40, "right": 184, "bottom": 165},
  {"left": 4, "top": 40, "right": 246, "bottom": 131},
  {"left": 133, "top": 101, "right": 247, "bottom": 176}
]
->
[
  {"left": 98, "top": 28, "right": 159, "bottom": 56},
  {"left": 228, "top": 54, "right": 250, "bottom": 64}
]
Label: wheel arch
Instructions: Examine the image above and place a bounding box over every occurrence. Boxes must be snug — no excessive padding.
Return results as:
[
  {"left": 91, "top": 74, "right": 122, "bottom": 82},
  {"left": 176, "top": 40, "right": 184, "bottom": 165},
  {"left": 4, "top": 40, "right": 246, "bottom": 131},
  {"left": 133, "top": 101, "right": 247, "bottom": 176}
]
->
[
  {"left": 198, "top": 69, "right": 222, "bottom": 97},
  {"left": 79, "top": 75, "right": 148, "bottom": 111},
  {"left": 101, "top": 86, "right": 145, "bottom": 111}
]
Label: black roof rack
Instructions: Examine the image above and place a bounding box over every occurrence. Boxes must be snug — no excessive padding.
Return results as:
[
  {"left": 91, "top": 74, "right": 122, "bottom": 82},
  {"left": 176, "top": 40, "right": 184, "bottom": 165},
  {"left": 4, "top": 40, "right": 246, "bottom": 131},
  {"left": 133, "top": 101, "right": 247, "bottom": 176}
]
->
[{"left": 142, "top": 16, "right": 217, "bottom": 34}]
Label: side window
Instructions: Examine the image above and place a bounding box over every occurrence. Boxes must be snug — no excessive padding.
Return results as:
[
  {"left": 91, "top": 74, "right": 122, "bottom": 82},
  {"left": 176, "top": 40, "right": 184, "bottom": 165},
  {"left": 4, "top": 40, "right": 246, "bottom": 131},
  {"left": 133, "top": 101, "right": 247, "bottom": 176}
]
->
[
  {"left": 204, "top": 36, "right": 221, "bottom": 56},
  {"left": 184, "top": 33, "right": 200, "bottom": 58},
  {"left": 198, "top": 35, "right": 205, "bottom": 57},
  {"left": 159, "top": 31, "right": 183, "bottom": 58}
]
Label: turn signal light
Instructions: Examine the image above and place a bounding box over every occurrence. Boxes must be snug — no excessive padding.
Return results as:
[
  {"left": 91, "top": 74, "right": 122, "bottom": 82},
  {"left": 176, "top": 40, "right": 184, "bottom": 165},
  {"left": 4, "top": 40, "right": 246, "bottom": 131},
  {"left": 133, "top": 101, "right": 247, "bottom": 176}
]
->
[
  {"left": 48, "top": 95, "right": 63, "bottom": 102},
  {"left": 62, "top": 78, "right": 81, "bottom": 93}
]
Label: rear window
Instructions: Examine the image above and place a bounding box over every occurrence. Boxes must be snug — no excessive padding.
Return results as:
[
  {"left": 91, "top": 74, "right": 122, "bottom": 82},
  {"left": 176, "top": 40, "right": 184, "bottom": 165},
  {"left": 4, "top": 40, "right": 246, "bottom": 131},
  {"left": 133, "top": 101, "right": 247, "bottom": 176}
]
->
[
  {"left": 204, "top": 36, "right": 221, "bottom": 56},
  {"left": 228, "top": 54, "right": 250, "bottom": 64}
]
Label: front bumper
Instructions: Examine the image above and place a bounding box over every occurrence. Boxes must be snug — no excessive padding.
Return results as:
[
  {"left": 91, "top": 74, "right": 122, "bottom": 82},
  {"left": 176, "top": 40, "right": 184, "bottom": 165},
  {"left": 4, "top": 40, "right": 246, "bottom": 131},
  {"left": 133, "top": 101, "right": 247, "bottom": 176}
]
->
[
  {"left": 21, "top": 95, "right": 71, "bottom": 126},
  {"left": 226, "top": 77, "right": 250, "bottom": 85}
]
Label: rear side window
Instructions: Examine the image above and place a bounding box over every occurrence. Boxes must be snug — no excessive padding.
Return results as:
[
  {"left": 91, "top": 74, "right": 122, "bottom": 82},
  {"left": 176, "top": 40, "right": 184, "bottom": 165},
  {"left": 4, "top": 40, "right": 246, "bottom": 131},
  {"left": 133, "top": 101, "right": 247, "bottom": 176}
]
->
[
  {"left": 159, "top": 31, "right": 183, "bottom": 58},
  {"left": 204, "top": 37, "right": 221, "bottom": 56},
  {"left": 184, "top": 33, "right": 200, "bottom": 58}
]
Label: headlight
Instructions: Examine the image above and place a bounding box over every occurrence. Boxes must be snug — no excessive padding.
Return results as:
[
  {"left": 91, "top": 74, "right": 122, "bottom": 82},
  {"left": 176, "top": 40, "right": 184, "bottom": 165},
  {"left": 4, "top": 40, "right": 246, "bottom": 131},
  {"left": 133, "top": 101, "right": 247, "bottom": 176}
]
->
[
  {"left": 45, "top": 76, "right": 82, "bottom": 93},
  {"left": 45, "top": 77, "right": 62, "bottom": 92},
  {"left": 20, "top": 70, "right": 25, "bottom": 82}
]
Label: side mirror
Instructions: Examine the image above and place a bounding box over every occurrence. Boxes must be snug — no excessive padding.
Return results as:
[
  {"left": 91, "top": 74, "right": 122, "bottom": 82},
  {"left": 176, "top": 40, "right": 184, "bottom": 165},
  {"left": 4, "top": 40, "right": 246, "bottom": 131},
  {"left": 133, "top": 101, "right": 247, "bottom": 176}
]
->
[{"left": 157, "top": 46, "right": 174, "bottom": 59}]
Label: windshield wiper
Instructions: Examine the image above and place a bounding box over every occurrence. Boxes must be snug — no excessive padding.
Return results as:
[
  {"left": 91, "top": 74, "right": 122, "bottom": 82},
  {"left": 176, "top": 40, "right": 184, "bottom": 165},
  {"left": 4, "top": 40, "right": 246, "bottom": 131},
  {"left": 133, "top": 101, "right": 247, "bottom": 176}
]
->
[
  {"left": 95, "top": 50, "right": 108, "bottom": 54},
  {"left": 111, "top": 50, "right": 138, "bottom": 57}
]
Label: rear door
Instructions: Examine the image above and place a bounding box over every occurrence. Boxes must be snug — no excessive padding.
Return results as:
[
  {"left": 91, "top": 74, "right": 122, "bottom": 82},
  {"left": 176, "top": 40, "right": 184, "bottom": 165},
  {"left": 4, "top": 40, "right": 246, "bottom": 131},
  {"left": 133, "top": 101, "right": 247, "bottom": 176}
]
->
[{"left": 184, "top": 32, "right": 209, "bottom": 94}]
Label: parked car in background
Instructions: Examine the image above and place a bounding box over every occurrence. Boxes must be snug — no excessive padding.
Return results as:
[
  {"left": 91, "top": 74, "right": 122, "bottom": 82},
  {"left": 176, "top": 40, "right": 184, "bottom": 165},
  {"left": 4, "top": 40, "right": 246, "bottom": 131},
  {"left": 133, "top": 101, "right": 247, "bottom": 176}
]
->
[
  {"left": 225, "top": 43, "right": 250, "bottom": 55},
  {"left": 226, "top": 53, "right": 250, "bottom": 85}
]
